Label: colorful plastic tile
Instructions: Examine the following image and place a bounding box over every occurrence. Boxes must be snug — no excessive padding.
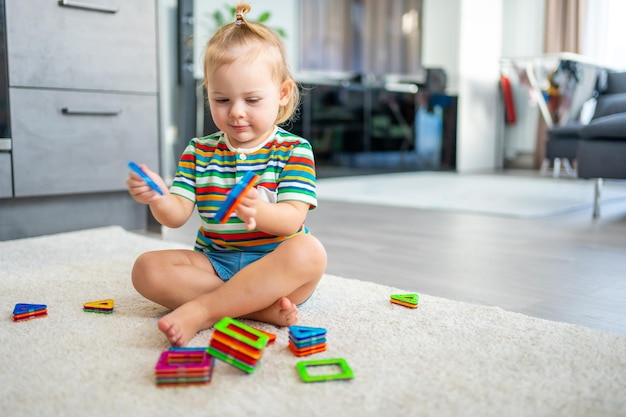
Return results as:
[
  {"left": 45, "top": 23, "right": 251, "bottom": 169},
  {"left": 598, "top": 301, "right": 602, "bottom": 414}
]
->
[
  {"left": 156, "top": 376, "right": 212, "bottom": 386},
  {"left": 288, "top": 335, "right": 326, "bottom": 348},
  {"left": 206, "top": 317, "right": 269, "bottom": 374},
  {"left": 211, "top": 330, "right": 265, "bottom": 359},
  {"left": 209, "top": 337, "right": 259, "bottom": 366},
  {"left": 246, "top": 326, "right": 277, "bottom": 345},
  {"left": 83, "top": 299, "right": 114, "bottom": 314},
  {"left": 163, "top": 347, "right": 207, "bottom": 364},
  {"left": 155, "top": 350, "right": 212, "bottom": 374},
  {"left": 13, "top": 311, "right": 48, "bottom": 322},
  {"left": 13, "top": 303, "right": 47, "bottom": 315},
  {"left": 391, "top": 300, "right": 418, "bottom": 309},
  {"left": 206, "top": 347, "right": 257, "bottom": 374},
  {"left": 213, "top": 171, "right": 259, "bottom": 223},
  {"left": 288, "top": 342, "right": 327, "bottom": 357},
  {"left": 166, "top": 347, "right": 207, "bottom": 364},
  {"left": 84, "top": 299, "right": 114, "bottom": 309},
  {"left": 390, "top": 293, "right": 419, "bottom": 308},
  {"left": 13, "top": 303, "right": 47, "bottom": 321},
  {"left": 213, "top": 317, "right": 269, "bottom": 351},
  {"left": 296, "top": 358, "right": 354, "bottom": 383},
  {"left": 154, "top": 349, "right": 215, "bottom": 386},
  {"left": 289, "top": 325, "right": 327, "bottom": 341},
  {"left": 390, "top": 293, "right": 419, "bottom": 304},
  {"left": 169, "top": 346, "right": 208, "bottom": 352}
]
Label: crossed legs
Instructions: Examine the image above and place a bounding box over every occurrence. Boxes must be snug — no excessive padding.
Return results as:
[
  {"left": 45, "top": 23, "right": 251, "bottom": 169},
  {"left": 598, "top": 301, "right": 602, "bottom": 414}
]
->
[{"left": 131, "top": 234, "right": 327, "bottom": 346}]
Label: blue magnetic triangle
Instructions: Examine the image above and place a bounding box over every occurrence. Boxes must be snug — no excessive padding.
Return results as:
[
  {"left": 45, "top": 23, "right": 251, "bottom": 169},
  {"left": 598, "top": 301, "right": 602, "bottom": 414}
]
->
[
  {"left": 289, "top": 325, "right": 327, "bottom": 340},
  {"left": 13, "top": 303, "right": 47, "bottom": 315},
  {"left": 288, "top": 335, "right": 326, "bottom": 348}
]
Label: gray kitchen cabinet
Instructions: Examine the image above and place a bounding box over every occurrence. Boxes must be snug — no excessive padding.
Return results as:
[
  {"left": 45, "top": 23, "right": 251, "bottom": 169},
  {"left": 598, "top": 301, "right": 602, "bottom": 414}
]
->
[
  {"left": 0, "top": 0, "right": 160, "bottom": 240},
  {"left": 5, "top": 0, "right": 157, "bottom": 93},
  {"left": 10, "top": 88, "right": 158, "bottom": 197},
  {"left": 4, "top": 0, "right": 159, "bottom": 197},
  {"left": 0, "top": 153, "right": 11, "bottom": 198}
]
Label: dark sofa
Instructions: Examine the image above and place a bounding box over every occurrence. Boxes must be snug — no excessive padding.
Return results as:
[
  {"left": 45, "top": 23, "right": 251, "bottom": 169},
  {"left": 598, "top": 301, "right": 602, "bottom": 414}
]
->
[
  {"left": 543, "top": 70, "right": 626, "bottom": 217},
  {"left": 575, "top": 71, "right": 626, "bottom": 218},
  {"left": 545, "top": 71, "right": 626, "bottom": 166}
]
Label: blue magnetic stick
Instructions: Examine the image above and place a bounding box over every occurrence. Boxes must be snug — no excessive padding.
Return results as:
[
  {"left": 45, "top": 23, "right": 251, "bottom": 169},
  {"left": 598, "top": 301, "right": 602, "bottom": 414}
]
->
[
  {"left": 128, "top": 161, "right": 164, "bottom": 195},
  {"left": 213, "top": 171, "right": 259, "bottom": 223}
]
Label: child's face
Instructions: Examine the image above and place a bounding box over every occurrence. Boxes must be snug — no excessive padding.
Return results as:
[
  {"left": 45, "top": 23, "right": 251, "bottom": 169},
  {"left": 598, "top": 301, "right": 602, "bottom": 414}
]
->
[{"left": 207, "top": 54, "right": 290, "bottom": 149}]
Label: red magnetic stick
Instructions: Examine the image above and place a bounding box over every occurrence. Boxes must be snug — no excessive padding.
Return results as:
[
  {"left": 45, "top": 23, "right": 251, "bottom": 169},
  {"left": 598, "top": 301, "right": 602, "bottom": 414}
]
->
[{"left": 214, "top": 172, "right": 259, "bottom": 223}]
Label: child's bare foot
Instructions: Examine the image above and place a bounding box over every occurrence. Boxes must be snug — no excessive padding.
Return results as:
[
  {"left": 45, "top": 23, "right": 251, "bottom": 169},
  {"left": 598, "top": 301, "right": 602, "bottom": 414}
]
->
[
  {"left": 241, "top": 296, "right": 299, "bottom": 326},
  {"left": 158, "top": 297, "right": 298, "bottom": 345},
  {"left": 157, "top": 300, "right": 212, "bottom": 347}
]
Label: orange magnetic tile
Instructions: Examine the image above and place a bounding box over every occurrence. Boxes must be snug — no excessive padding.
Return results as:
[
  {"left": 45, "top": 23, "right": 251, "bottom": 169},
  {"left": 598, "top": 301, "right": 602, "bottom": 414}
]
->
[
  {"left": 252, "top": 328, "right": 277, "bottom": 345},
  {"left": 390, "top": 299, "right": 418, "bottom": 309},
  {"left": 209, "top": 337, "right": 259, "bottom": 366},
  {"left": 212, "top": 330, "right": 263, "bottom": 359},
  {"left": 13, "top": 311, "right": 48, "bottom": 321},
  {"left": 288, "top": 341, "right": 327, "bottom": 357}
]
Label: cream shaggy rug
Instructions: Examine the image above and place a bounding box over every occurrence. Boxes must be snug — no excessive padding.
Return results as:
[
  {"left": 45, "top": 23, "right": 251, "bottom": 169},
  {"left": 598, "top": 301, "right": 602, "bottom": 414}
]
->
[
  {"left": 1, "top": 226, "right": 625, "bottom": 417},
  {"left": 316, "top": 172, "right": 626, "bottom": 218}
]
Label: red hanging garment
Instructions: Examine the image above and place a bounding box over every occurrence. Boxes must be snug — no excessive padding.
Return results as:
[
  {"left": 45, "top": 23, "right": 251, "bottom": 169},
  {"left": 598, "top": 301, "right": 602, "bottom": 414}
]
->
[{"left": 500, "top": 74, "right": 516, "bottom": 124}]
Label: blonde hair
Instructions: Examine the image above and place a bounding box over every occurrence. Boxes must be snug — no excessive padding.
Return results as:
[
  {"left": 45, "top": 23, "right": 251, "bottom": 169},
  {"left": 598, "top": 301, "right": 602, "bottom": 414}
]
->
[{"left": 203, "top": 3, "right": 299, "bottom": 125}]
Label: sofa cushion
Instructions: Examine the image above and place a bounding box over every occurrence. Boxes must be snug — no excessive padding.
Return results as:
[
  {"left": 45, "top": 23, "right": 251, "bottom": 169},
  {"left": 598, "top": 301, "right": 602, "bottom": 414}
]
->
[
  {"left": 606, "top": 71, "right": 626, "bottom": 94},
  {"left": 593, "top": 93, "right": 626, "bottom": 119},
  {"left": 547, "top": 122, "right": 583, "bottom": 139},
  {"left": 581, "top": 113, "right": 626, "bottom": 139},
  {"left": 577, "top": 139, "right": 626, "bottom": 179}
]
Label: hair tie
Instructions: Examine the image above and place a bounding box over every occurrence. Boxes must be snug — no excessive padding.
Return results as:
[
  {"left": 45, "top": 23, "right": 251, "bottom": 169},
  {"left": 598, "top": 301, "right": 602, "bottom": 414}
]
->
[{"left": 235, "top": 13, "right": 244, "bottom": 26}]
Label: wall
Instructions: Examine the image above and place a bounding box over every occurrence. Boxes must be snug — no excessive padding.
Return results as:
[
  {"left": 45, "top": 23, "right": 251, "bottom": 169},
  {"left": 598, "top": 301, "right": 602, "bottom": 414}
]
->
[
  {"left": 422, "top": 0, "right": 503, "bottom": 172},
  {"left": 422, "top": 0, "right": 547, "bottom": 172},
  {"left": 157, "top": 0, "right": 179, "bottom": 181},
  {"left": 500, "top": 0, "right": 545, "bottom": 164},
  {"left": 421, "top": 0, "right": 461, "bottom": 94},
  {"left": 457, "top": 0, "right": 503, "bottom": 172}
]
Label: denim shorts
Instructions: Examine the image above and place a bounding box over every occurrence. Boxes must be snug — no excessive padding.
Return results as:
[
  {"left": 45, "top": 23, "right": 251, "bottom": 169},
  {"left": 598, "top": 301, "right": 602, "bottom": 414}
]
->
[
  {"left": 200, "top": 249, "right": 315, "bottom": 306},
  {"left": 201, "top": 250, "right": 268, "bottom": 282}
]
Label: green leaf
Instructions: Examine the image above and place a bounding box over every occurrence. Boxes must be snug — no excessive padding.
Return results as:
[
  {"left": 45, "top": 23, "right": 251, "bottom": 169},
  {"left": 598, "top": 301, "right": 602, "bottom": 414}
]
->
[
  {"left": 213, "top": 10, "right": 224, "bottom": 27},
  {"left": 208, "top": 6, "right": 287, "bottom": 35}
]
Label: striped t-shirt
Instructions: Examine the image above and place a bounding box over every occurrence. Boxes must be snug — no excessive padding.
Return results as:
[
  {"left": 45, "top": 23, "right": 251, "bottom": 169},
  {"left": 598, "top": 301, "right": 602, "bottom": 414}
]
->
[{"left": 170, "top": 126, "right": 317, "bottom": 253}]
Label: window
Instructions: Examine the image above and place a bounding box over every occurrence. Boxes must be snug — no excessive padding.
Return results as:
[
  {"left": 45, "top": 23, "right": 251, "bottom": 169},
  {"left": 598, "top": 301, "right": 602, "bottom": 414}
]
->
[{"left": 582, "top": 0, "right": 626, "bottom": 70}]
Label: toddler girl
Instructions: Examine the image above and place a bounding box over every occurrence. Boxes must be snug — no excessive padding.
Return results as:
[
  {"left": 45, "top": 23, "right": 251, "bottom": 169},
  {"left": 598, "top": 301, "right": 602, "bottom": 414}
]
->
[{"left": 126, "top": 3, "right": 326, "bottom": 346}]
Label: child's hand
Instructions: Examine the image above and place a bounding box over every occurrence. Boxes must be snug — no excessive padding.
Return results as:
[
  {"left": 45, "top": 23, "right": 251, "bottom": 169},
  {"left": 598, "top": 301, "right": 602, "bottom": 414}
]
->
[
  {"left": 126, "top": 164, "right": 168, "bottom": 204},
  {"left": 235, "top": 186, "right": 259, "bottom": 230}
]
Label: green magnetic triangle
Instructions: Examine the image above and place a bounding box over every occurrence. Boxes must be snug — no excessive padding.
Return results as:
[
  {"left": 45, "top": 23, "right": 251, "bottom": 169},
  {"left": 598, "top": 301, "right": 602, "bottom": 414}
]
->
[{"left": 390, "top": 293, "right": 419, "bottom": 304}]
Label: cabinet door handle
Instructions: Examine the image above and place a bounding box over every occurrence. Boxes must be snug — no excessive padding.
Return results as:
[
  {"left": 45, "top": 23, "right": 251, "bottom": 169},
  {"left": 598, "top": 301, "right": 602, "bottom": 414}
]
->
[
  {"left": 58, "top": 0, "right": 119, "bottom": 14},
  {"left": 61, "top": 108, "right": 121, "bottom": 116}
]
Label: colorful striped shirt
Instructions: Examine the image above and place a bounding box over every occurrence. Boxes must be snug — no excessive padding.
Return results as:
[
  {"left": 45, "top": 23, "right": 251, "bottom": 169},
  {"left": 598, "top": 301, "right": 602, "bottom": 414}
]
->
[{"left": 170, "top": 126, "right": 317, "bottom": 253}]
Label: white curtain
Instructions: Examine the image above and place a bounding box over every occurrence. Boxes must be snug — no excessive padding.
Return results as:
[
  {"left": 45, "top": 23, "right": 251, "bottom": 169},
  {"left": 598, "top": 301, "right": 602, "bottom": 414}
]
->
[{"left": 582, "top": 0, "right": 626, "bottom": 70}]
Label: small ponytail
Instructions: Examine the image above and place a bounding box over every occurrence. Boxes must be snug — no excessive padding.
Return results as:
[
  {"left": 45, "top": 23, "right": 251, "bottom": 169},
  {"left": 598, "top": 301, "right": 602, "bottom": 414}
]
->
[{"left": 234, "top": 3, "right": 251, "bottom": 26}]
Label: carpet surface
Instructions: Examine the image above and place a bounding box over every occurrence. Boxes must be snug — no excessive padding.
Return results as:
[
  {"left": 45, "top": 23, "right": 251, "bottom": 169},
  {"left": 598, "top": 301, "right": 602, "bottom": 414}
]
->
[
  {"left": 316, "top": 172, "right": 626, "bottom": 218},
  {"left": 1, "top": 226, "right": 625, "bottom": 417}
]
